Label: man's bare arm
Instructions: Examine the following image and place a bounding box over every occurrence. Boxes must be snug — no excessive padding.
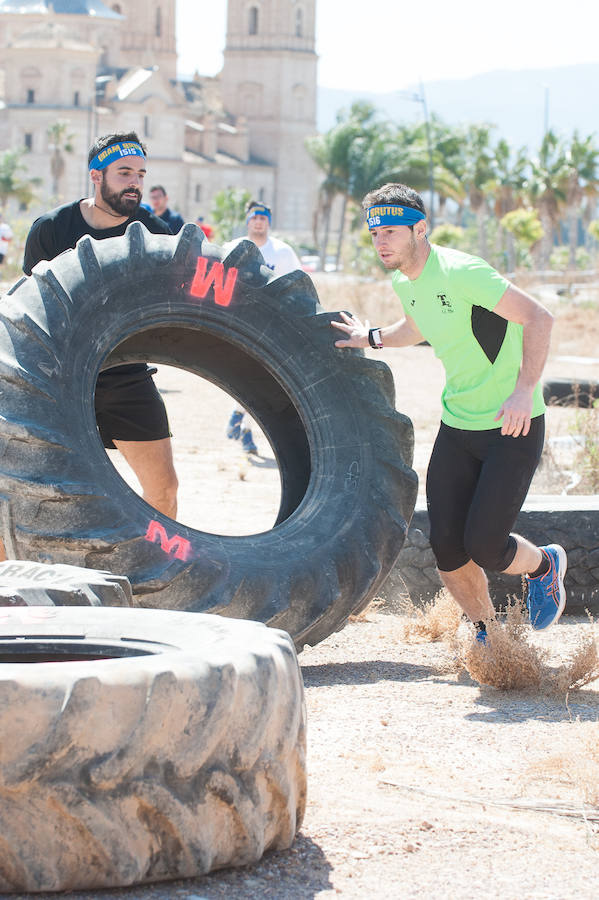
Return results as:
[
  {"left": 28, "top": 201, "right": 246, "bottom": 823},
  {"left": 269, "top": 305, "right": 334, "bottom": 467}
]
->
[
  {"left": 492, "top": 284, "right": 553, "bottom": 437},
  {"left": 331, "top": 311, "right": 424, "bottom": 349}
]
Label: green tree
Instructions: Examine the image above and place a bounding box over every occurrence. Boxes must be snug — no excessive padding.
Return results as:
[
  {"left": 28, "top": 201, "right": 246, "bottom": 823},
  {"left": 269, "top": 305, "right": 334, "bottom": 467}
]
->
[
  {"left": 487, "top": 139, "right": 528, "bottom": 269},
  {"left": 461, "top": 124, "right": 497, "bottom": 258},
  {"left": 563, "top": 131, "right": 599, "bottom": 266},
  {"left": 0, "top": 149, "right": 40, "bottom": 210},
  {"left": 47, "top": 120, "right": 75, "bottom": 199},
  {"left": 306, "top": 101, "right": 387, "bottom": 269},
  {"left": 524, "top": 130, "right": 570, "bottom": 267},
  {"left": 500, "top": 208, "right": 543, "bottom": 267},
  {"left": 210, "top": 188, "right": 252, "bottom": 243}
]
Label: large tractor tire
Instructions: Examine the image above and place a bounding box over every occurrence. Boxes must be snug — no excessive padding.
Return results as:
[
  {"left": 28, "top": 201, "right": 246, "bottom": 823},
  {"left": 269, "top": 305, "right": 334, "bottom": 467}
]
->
[
  {"left": 0, "top": 224, "right": 417, "bottom": 648},
  {"left": 0, "top": 560, "right": 133, "bottom": 607},
  {"left": 0, "top": 606, "right": 306, "bottom": 892}
]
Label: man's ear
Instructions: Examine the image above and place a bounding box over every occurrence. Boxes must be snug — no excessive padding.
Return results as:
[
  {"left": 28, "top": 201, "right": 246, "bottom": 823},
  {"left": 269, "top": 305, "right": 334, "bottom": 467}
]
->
[
  {"left": 89, "top": 169, "right": 101, "bottom": 187},
  {"left": 414, "top": 219, "right": 428, "bottom": 240}
]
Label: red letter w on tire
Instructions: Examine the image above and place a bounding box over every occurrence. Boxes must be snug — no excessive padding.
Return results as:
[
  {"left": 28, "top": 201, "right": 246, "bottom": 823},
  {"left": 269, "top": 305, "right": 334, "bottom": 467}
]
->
[
  {"left": 190, "top": 258, "right": 238, "bottom": 307},
  {"left": 145, "top": 520, "right": 192, "bottom": 561}
]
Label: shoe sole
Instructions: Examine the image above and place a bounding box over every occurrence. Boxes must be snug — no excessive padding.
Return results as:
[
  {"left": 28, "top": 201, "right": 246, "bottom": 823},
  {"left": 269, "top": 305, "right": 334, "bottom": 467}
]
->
[{"left": 532, "top": 543, "right": 567, "bottom": 630}]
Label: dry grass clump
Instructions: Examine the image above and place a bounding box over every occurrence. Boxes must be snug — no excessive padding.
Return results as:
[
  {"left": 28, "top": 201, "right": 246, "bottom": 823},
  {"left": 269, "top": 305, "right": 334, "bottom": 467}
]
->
[
  {"left": 463, "top": 599, "right": 545, "bottom": 690},
  {"left": 549, "top": 631, "right": 599, "bottom": 694},
  {"left": 462, "top": 601, "right": 599, "bottom": 693},
  {"left": 348, "top": 597, "right": 385, "bottom": 623},
  {"left": 399, "top": 589, "right": 463, "bottom": 643}
]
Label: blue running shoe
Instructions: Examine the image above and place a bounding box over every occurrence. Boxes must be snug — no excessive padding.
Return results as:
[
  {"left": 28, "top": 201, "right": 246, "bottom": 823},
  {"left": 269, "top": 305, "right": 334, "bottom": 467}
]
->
[
  {"left": 526, "top": 544, "right": 567, "bottom": 631},
  {"left": 241, "top": 428, "right": 258, "bottom": 455},
  {"left": 475, "top": 628, "right": 488, "bottom": 646},
  {"left": 226, "top": 410, "right": 243, "bottom": 440}
]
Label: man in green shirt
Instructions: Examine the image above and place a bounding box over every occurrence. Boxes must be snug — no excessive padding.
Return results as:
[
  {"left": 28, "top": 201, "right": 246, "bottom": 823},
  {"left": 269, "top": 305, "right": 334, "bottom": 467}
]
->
[{"left": 332, "top": 183, "right": 566, "bottom": 640}]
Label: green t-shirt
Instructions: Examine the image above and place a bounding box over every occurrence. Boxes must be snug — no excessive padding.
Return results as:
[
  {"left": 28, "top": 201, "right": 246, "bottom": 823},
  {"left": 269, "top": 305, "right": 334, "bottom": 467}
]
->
[{"left": 391, "top": 244, "right": 545, "bottom": 430}]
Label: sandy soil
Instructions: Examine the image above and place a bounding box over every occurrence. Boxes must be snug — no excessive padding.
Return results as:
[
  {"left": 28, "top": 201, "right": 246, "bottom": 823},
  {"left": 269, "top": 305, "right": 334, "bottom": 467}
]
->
[{"left": 2, "top": 273, "right": 599, "bottom": 898}]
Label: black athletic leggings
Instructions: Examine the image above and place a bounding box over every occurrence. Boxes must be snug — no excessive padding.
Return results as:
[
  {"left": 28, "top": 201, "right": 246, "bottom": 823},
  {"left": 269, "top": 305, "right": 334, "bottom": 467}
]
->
[{"left": 426, "top": 416, "right": 545, "bottom": 573}]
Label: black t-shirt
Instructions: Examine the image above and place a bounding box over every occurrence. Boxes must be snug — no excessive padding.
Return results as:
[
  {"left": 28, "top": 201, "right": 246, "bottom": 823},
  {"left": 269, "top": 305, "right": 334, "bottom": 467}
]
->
[
  {"left": 23, "top": 199, "right": 172, "bottom": 275},
  {"left": 23, "top": 200, "right": 173, "bottom": 377}
]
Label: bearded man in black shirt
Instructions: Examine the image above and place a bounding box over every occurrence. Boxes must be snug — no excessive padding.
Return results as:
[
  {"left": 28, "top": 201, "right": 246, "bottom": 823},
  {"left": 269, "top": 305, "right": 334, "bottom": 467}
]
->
[{"left": 23, "top": 131, "right": 179, "bottom": 520}]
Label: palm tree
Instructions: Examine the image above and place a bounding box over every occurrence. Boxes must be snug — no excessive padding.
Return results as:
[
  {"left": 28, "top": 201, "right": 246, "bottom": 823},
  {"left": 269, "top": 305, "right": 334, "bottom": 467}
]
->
[
  {"left": 487, "top": 138, "right": 528, "bottom": 269},
  {"left": 563, "top": 131, "right": 599, "bottom": 266},
  {"left": 0, "top": 149, "right": 40, "bottom": 211},
  {"left": 461, "top": 124, "right": 497, "bottom": 258},
  {"left": 306, "top": 101, "right": 383, "bottom": 269},
  {"left": 47, "top": 121, "right": 75, "bottom": 199},
  {"left": 524, "top": 130, "right": 570, "bottom": 268}
]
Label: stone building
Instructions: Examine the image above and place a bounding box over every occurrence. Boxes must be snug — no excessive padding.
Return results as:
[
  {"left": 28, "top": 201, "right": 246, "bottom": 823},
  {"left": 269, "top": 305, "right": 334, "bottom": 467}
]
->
[{"left": 0, "top": 0, "right": 320, "bottom": 237}]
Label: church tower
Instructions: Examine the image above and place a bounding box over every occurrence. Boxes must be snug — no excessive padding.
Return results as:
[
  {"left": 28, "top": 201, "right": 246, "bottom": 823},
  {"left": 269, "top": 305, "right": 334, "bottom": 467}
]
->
[
  {"left": 112, "top": 0, "right": 177, "bottom": 80},
  {"left": 221, "top": 0, "right": 319, "bottom": 235}
]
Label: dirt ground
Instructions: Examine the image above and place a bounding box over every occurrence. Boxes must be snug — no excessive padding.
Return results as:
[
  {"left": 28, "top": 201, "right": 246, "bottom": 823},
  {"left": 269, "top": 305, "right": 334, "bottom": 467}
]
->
[{"left": 2, "top": 272, "right": 599, "bottom": 898}]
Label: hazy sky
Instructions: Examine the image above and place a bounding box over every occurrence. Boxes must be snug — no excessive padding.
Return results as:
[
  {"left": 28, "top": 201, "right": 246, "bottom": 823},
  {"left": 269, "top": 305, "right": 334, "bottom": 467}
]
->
[{"left": 176, "top": 0, "right": 599, "bottom": 90}]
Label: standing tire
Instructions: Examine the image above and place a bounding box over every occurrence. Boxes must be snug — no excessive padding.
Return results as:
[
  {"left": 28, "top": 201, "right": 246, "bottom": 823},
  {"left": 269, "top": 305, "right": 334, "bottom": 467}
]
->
[
  {"left": 0, "top": 606, "right": 306, "bottom": 892},
  {"left": 0, "top": 224, "right": 417, "bottom": 647}
]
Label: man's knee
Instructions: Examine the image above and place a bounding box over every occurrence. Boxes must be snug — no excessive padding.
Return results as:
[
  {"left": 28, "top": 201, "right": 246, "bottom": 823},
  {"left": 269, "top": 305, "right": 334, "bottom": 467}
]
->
[{"left": 465, "top": 531, "right": 516, "bottom": 573}]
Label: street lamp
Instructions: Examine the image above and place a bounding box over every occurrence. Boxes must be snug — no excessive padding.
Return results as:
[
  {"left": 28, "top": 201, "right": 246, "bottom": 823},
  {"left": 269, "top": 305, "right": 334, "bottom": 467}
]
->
[{"left": 398, "top": 81, "right": 435, "bottom": 229}]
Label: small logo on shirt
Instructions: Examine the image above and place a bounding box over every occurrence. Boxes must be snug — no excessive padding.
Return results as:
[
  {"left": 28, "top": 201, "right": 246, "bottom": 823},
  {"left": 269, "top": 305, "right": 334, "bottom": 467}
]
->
[{"left": 436, "top": 293, "right": 454, "bottom": 313}]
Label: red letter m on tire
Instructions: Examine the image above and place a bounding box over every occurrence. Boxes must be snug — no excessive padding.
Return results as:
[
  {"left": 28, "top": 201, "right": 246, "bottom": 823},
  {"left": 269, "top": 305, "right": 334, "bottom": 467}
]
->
[{"left": 145, "top": 520, "right": 192, "bottom": 561}]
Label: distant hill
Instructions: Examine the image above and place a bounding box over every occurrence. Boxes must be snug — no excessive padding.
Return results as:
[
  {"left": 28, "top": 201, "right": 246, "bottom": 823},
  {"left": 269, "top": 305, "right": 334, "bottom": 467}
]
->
[{"left": 318, "top": 63, "right": 599, "bottom": 152}]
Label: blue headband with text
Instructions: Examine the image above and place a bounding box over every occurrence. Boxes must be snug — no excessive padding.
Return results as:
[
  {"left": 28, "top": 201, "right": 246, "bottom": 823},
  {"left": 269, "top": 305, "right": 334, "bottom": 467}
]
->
[
  {"left": 247, "top": 206, "right": 272, "bottom": 223},
  {"left": 366, "top": 205, "right": 425, "bottom": 228},
  {"left": 88, "top": 141, "right": 145, "bottom": 172}
]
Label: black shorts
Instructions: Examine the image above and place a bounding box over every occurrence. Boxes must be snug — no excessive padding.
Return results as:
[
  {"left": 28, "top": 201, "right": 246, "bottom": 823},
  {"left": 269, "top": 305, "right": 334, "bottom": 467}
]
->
[
  {"left": 94, "top": 365, "right": 171, "bottom": 450},
  {"left": 426, "top": 416, "right": 545, "bottom": 573}
]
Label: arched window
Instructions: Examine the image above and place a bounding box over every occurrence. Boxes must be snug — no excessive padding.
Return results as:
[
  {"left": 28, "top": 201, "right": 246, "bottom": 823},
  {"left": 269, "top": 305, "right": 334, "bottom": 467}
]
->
[
  {"left": 156, "top": 7, "right": 162, "bottom": 37},
  {"left": 295, "top": 8, "right": 303, "bottom": 37},
  {"left": 248, "top": 6, "right": 259, "bottom": 35}
]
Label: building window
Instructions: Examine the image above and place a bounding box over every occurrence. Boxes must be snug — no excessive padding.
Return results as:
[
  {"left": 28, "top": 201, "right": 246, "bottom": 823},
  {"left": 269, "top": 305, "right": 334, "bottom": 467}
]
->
[
  {"left": 295, "top": 9, "right": 303, "bottom": 37},
  {"left": 27, "top": 89, "right": 35, "bottom": 104},
  {"left": 24, "top": 133, "right": 33, "bottom": 151},
  {"left": 156, "top": 7, "right": 162, "bottom": 37},
  {"left": 248, "top": 6, "right": 259, "bottom": 35},
  {"left": 258, "top": 187, "right": 265, "bottom": 201},
  {"left": 74, "top": 91, "right": 80, "bottom": 107},
  {"left": 112, "top": 3, "right": 121, "bottom": 11},
  {"left": 144, "top": 116, "right": 151, "bottom": 138},
  {"left": 195, "top": 184, "right": 202, "bottom": 202}
]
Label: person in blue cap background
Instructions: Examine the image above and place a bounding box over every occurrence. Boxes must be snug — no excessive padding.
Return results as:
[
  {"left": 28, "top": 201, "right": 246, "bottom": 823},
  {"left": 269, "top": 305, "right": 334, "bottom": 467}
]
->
[{"left": 224, "top": 200, "right": 301, "bottom": 453}]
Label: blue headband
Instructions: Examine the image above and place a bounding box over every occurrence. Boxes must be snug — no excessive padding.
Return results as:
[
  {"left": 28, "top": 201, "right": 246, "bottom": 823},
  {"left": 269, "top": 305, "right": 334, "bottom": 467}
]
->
[
  {"left": 366, "top": 205, "right": 425, "bottom": 228},
  {"left": 88, "top": 141, "right": 145, "bottom": 172},
  {"left": 246, "top": 206, "right": 272, "bottom": 223}
]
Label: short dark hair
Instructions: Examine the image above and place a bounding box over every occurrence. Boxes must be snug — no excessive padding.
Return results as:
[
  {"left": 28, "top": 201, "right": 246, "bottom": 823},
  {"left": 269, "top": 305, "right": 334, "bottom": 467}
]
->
[
  {"left": 362, "top": 183, "right": 426, "bottom": 223},
  {"left": 246, "top": 200, "right": 272, "bottom": 217},
  {"left": 149, "top": 185, "right": 166, "bottom": 195},
  {"left": 87, "top": 132, "right": 147, "bottom": 167}
]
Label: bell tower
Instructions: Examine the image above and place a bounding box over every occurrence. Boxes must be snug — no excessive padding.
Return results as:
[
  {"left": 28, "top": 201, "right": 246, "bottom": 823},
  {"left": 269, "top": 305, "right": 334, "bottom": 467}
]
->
[
  {"left": 221, "top": 0, "right": 319, "bottom": 235},
  {"left": 113, "top": 0, "right": 177, "bottom": 80}
]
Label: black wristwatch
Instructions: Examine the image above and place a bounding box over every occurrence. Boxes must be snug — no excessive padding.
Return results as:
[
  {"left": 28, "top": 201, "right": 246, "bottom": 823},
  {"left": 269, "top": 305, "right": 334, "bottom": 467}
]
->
[{"left": 368, "top": 327, "right": 383, "bottom": 349}]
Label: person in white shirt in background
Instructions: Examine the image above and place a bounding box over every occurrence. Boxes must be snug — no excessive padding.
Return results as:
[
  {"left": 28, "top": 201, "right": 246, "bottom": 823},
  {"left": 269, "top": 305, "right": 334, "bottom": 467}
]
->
[
  {"left": 224, "top": 201, "right": 301, "bottom": 453},
  {"left": 0, "top": 213, "right": 13, "bottom": 267}
]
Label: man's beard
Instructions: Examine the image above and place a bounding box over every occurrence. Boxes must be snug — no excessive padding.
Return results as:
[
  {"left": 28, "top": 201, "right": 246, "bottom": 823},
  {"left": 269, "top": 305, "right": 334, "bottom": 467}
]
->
[{"left": 100, "top": 174, "right": 141, "bottom": 216}]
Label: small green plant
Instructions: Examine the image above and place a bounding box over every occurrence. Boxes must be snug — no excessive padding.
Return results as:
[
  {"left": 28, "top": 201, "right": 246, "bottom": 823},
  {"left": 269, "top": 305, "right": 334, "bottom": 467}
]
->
[{"left": 429, "top": 223, "right": 467, "bottom": 249}]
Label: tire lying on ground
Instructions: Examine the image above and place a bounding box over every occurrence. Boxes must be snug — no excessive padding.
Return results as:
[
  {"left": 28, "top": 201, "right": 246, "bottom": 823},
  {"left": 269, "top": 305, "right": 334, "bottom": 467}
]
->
[
  {"left": 0, "top": 223, "right": 417, "bottom": 648},
  {"left": 543, "top": 377, "right": 598, "bottom": 407},
  {"left": 0, "top": 606, "right": 306, "bottom": 893},
  {"left": 0, "top": 560, "right": 133, "bottom": 607}
]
